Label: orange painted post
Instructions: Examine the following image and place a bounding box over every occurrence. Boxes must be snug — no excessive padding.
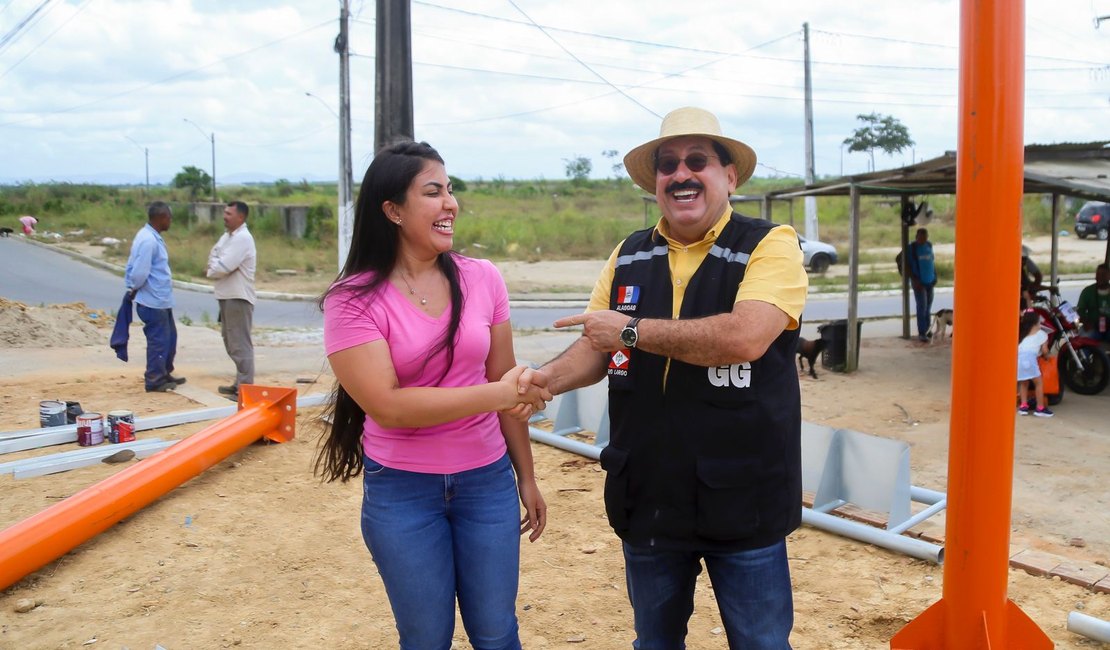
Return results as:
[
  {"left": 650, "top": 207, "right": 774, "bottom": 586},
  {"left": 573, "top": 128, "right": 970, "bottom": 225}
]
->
[
  {"left": 0, "top": 386, "right": 296, "bottom": 592},
  {"left": 890, "top": 1, "right": 1050, "bottom": 647}
]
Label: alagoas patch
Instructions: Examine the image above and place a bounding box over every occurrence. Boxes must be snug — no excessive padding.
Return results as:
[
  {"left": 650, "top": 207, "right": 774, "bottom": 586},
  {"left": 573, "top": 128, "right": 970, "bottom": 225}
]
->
[
  {"left": 608, "top": 349, "right": 630, "bottom": 376},
  {"left": 615, "top": 285, "right": 640, "bottom": 312}
]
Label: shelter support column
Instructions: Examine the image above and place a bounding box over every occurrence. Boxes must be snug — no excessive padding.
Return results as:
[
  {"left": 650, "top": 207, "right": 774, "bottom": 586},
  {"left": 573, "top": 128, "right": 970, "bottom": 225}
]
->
[{"left": 846, "top": 184, "right": 860, "bottom": 372}]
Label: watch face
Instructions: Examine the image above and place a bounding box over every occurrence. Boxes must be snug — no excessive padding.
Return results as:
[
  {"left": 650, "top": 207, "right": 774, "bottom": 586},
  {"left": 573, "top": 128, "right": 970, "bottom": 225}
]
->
[{"left": 620, "top": 327, "right": 637, "bottom": 348}]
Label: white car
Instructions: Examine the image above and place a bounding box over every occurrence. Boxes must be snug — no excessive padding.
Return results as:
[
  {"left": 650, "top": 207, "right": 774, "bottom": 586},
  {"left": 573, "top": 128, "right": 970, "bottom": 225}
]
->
[{"left": 798, "top": 234, "right": 838, "bottom": 273}]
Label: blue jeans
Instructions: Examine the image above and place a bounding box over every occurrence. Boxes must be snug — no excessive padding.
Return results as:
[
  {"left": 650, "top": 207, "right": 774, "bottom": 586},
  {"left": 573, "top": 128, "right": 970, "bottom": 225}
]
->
[
  {"left": 623, "top": 540, "right": 793, "bottom": 649},
  {"left": 913, "top": 283, "right": 935, "bottom": 339},
  {"left": 361, "top": 453, "right": 522, "bottom": 650},
  {"left": 135, "top": 304, "right": 177, "bottom": 389}
]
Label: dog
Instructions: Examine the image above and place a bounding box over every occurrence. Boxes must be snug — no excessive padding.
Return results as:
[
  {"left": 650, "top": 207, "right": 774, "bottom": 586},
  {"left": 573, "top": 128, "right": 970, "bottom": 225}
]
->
[
  {"left": 796, "top": 336, "right": 827, "bottom": 379},
  {"left": 929, "top": 308, "right": 954, "bottom": 342},
  {"left": 0, "top": 227, "right": 12, "bottom": 238}
]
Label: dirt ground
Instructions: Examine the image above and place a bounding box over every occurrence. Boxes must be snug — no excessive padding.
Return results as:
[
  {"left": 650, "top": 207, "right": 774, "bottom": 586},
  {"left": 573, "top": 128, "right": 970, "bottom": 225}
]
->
[{"left": 2, "top": 245, "right": 1110, "bottom": 649}]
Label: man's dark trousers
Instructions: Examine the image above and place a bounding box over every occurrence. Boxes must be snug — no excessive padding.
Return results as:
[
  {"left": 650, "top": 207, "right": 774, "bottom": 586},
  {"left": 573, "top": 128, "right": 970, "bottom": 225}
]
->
[{"left": 136, "top": 303, "right": 177, "bottom": 390}]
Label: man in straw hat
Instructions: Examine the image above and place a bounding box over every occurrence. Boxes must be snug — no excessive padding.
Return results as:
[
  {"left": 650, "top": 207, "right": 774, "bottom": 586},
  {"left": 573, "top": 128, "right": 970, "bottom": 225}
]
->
[{"left": 523, "top": 107, "right": 807, "bottom": 647}]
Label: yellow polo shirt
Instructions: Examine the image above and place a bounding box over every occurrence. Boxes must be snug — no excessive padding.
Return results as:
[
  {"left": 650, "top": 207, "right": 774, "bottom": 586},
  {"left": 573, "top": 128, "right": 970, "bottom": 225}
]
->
[{"left": 586, "top": 208, "right": 807, "bottom": 328}]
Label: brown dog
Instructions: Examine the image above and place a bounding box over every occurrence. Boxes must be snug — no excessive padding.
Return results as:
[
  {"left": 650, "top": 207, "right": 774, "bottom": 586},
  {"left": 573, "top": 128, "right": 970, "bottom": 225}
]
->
[{"left": 796, "top": 336, "right": 827, "bottom": 378}]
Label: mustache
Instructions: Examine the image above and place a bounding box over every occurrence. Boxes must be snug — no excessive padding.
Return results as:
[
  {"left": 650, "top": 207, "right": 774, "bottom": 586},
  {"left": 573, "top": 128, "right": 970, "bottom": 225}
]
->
[{"left": 665, "top": 179, "right": 703, "bottom": 193}]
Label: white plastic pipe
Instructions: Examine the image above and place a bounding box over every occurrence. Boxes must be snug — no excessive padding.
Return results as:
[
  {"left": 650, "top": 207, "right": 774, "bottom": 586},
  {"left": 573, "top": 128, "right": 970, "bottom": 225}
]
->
[
  {"left": 529, "top": 427, "right": 601, "bottom": 460},
  {"left": 803, "top": 508, "right": 944, "bottom": 564},
  {"left": 1067, "top": 611, "right": 1110, "bottom": 643}
]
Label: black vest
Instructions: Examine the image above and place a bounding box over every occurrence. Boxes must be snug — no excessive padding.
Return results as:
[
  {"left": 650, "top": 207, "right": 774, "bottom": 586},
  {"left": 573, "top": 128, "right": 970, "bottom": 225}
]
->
[{"left": 601, "top": 212, "right": 802, "bottom": 551}]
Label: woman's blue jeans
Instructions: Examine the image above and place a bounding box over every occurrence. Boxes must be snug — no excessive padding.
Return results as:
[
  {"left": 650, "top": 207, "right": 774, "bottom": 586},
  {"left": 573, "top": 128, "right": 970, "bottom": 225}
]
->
[
  {"left": 623, "top": 539, "right": 793, "bottom": 649},
  {"left": 361, "top": 453, "right": 522, "bottom": 650}
]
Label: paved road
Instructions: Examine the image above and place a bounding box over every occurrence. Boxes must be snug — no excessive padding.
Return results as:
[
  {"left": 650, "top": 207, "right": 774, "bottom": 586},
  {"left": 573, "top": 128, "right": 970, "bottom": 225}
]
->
[
  {"left": 0, "top": 236, "right": 1083, "bottom": 331},
  {"left": 0, "top": 237, "right": 320, "bottom": 328}
]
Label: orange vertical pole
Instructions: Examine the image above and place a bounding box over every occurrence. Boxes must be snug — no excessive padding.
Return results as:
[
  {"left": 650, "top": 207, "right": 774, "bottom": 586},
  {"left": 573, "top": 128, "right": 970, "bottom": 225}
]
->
[
  {"left": 0, "top": 386, "right": 296, "bottom": 592},
  {"left": 891, "top": 1, "right": 1050, "bottom": 647}
]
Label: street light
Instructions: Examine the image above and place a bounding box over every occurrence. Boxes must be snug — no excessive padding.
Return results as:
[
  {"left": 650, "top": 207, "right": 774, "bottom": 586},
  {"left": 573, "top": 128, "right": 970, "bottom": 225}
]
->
[
  {"left": 124, "top": 135, "right": 150, "bottom": 195},
  {"left": 305, "top": 91, "right": 338, "bottom": 118},
  {"left": 183, "top": 118, "right": 217, "bottom": 201}
]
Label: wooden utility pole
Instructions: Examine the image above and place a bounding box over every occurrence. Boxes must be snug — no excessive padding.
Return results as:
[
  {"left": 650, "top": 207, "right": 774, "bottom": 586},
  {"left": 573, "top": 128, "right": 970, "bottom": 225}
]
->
[{"left": 374, "top": 0, "right": 414, "bottom": 152}]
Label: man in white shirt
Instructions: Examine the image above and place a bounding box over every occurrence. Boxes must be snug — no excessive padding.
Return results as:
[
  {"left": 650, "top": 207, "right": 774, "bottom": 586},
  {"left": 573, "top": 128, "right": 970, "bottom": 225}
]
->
[{"left": 206, "top": 201, "right": 256, "bottom": 400}]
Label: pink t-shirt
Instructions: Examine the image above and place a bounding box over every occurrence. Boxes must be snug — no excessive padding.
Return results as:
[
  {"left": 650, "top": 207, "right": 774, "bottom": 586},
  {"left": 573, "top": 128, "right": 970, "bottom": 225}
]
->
[{"left": 323, "top": 255, "right": 511, "bottom": 474}]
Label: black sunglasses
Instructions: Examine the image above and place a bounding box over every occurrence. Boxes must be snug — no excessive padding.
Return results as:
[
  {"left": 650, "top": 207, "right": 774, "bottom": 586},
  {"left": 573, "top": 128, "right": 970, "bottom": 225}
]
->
[{"left": 655, "top": 152, "right": 719, "bottom": 175}]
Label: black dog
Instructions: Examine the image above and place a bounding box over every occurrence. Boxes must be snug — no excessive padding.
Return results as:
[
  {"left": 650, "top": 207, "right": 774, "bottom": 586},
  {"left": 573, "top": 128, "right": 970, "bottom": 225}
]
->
[
  {"left": 796, "top": 336, "right": 827, "bottom": 379},
  {"left": 0, "top": 227, "right": 12, "bottom": 238}
]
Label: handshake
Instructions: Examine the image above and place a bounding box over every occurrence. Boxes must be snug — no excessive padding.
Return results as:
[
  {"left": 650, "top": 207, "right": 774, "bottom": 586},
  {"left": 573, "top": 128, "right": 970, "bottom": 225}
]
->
[{"left": 499, "top": 366, "right": 553, "bottom": 421}]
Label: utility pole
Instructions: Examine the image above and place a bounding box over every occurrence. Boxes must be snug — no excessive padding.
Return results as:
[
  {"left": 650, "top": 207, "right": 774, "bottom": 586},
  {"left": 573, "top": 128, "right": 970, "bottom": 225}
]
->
[
  {"left": 124, "top": 136, "right": 150, "bottom": 196},
  {"left": 336, "top": 0, "right": 355, "bottom": 270},
  {"left": 802, "top": 22, "right": 818, "bottom": 241},
  {"left": 374, "top": 0, "right": 414, "bottom": 152}
]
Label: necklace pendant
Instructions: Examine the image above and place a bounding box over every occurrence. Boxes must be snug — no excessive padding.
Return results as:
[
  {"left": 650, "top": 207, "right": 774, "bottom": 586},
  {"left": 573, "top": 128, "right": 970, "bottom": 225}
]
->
[
  {"left": 408, "top": 288, "right": 416, "bottom": 295},
  {"left": 420, "top": 297, "right": 428, "bottom": 305}
]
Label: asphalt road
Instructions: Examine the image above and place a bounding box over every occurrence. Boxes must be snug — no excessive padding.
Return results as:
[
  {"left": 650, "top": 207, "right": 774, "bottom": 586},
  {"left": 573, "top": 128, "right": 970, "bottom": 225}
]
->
[
  {"left": 0, "top": 237, "right": 320, "bottom": 328},
  {"left": 0, "top": 236, "right": 1082, "bottom": 331}
]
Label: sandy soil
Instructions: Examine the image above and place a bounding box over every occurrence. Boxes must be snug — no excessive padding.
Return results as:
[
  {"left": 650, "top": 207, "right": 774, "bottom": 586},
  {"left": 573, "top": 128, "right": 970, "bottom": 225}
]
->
[{"left": 2, "top": 250, "right": 1110, "bottom": 649}]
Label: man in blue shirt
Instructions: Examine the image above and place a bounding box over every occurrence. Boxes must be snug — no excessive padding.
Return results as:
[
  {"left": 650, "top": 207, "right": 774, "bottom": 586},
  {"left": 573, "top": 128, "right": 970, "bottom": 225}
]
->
[
  {"left": 907, "top": 227, "right": 937, "bottom": 342},
  {"left": 124, "top": 202, "right": 185, "bottom": 392}
]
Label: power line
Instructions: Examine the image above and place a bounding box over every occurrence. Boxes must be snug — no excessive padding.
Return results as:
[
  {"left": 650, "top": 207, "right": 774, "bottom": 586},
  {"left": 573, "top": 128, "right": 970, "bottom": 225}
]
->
[
  {"left": 0, "top": 0, "right": 95, "bottom": 81},
  {"left": 0, "top": 0, "right": 56, "bottom": 55},
  {"left": 0, "top": 19, "right": 332, "bottom": 128}
]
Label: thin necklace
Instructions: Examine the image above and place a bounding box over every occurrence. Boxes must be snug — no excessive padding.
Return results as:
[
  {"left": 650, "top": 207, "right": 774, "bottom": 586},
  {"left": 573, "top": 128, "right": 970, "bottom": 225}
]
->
[{"left": 398, "top": 269, "right": 428, "bottom": 306}]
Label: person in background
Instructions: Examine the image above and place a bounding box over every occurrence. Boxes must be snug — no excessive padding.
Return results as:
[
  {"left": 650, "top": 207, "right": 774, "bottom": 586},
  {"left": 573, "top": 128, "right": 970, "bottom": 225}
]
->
[
  {"left": 1076, "top": 263, "right": 1110, "bottom": 344},
  {"left": 18, "top": 215, "right": 37, "bottom": 235},
  {"left": 314, "top": 140, "right": 549, "bottom": 649},
  {"left": 1020, "top": 244, "right": 1045, "bottom": 310},
  {"left": 206, "top": 201, "right": 257, "bottom": 401},
  {"left": 124, "top": 202, "right": 184, "bottom": 392},
  {"left": 907, "top": 227, "right": 937, "bottom": 342},
  {"left": 523, "top": 106, "right": 807, "bottom": 648},
  {"left": 1017, "top": 309, "right": 1053, "bottom": 417}
]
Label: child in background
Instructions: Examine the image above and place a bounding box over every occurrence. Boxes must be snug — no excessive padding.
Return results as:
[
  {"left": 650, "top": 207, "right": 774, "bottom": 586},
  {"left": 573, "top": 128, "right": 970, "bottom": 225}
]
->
[{"left": 1017, "top": 310, "right": 1053, "bottom": 417}]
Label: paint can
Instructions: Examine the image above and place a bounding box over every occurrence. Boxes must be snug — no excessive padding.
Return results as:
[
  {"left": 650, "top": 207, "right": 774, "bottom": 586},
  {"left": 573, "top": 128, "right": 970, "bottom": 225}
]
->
[
  {"left": 107, "top": 410, "right": 135, "bottom": 444},
  {"left": 76, "top": 413, "right": 104, "bottom": 446},
  {"left": 39, "top": 400, "right": 67, "bottom": 428},
  {"left": 65, "top": 401, "right": 84, "bottom": 424}
]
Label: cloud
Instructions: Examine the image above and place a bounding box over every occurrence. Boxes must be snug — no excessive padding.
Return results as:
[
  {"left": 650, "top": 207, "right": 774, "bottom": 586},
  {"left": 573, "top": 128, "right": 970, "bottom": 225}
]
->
[{"left": 0, "top": 0, "right": 1107, "bottom": 185}]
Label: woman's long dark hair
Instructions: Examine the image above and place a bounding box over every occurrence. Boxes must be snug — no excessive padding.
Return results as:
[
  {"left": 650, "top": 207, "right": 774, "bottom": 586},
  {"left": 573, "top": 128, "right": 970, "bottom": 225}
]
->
[{"left": 314, "top": 141, "right": 464, "bottom": 482}]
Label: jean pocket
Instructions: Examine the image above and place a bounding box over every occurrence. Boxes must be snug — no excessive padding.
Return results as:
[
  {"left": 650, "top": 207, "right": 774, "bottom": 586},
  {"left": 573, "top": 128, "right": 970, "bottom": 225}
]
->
[
  {"left": 694, "top": 457, "right": 760, "bottom": 540},
  {"left": 363, "top": 456, "right": 387, "bottom": 476},
  {"left": 600, "top": 445, "right": 632, "bottom": 532}
]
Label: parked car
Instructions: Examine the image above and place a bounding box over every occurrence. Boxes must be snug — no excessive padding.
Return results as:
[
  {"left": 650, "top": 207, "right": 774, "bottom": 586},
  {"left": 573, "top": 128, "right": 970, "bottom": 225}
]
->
[
  {"left": 799, "top": 234, "right": 838, "bottom": 273},
  {"left": 1074, "top": 201, "right": 1110, "bottom": 241}
]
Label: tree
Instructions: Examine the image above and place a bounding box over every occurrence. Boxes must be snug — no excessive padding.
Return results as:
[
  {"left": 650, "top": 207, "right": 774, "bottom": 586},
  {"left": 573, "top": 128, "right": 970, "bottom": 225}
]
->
[
  {"left": 563, "top": 155, "right": 592, "bottom": 185},
  {"left": 173, "top": 165, "right": 213, "bottom": 199},
  {"left": 601, "top": 149, "right": 624, "bottom": 180},
  {"left": 843, "top": 112, "right": 915, "bottom": 171}
]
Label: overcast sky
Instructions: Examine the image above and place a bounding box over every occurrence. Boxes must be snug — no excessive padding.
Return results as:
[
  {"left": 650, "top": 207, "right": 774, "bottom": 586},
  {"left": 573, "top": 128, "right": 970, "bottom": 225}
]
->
[{"left": 1, "top": 0, "right": 1108, "bottom": 186}]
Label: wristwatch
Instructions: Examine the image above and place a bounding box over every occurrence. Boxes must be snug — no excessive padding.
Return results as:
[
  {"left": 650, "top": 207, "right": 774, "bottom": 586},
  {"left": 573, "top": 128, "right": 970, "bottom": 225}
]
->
[{"left": 620, "top": 317, "right": 642, "bottom": 349}]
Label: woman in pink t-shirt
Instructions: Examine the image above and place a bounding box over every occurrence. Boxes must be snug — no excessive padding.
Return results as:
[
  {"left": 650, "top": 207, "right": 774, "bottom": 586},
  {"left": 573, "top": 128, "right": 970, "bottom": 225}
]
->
[{"left": 315, "top": 141, "right": 549, "bottom": 649}]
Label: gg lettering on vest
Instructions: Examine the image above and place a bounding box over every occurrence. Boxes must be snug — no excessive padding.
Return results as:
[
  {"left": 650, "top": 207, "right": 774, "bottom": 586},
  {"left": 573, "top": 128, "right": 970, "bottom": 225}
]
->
[{"left": 707, "top": 363, "right": 752, "bottom": 388}]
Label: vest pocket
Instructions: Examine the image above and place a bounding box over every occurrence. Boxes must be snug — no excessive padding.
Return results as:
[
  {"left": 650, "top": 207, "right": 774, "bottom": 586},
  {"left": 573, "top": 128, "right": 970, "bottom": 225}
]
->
[
  {"left": 599, "top": 445, "right": 631, "bottom": 532},
  {"left": 694, "top": 457, "right": 760, "bottom": 540}
]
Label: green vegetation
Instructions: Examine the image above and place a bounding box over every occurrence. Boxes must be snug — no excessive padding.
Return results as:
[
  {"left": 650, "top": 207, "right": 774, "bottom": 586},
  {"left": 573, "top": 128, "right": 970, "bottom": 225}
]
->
[{"left": 0, "top": 177, "right": 1078, "bottom": 289}]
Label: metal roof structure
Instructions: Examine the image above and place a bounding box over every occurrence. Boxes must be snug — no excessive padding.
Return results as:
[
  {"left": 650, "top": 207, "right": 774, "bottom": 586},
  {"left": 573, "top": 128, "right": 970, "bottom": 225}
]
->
[{"left": 761, "top": 142, "right": 1110, "bottom": 203}]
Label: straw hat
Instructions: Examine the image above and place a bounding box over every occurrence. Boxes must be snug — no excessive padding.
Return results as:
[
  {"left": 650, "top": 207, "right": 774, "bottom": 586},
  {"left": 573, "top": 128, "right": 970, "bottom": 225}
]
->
[{"left": 623, "top": 107, "right": 757, "bottom": 194}]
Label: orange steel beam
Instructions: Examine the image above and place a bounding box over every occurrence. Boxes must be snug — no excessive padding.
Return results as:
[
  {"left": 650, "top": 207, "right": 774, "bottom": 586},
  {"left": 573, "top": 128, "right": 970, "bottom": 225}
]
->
[
  {"left": 891, "top": 1, "right": 1050, "bottom": 647},
  {"left": 0, "top": 385, "right": 296, "bottom": 592}
]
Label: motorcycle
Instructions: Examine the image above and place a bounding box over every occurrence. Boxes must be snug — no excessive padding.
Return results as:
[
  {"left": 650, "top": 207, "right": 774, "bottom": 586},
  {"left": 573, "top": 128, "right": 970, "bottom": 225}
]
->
[{"left": 1029, "top": 288, "right": 1110, "bottom": 401}]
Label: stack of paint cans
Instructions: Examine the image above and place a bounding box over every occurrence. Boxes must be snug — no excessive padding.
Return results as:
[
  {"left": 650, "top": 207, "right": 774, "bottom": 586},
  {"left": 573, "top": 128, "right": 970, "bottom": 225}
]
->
[
  {"left": 76, "top": 413, "right": 104, "bottom": 446},
  {"left": 107, "top": 410, "right": 135, "bottom": 443}
]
